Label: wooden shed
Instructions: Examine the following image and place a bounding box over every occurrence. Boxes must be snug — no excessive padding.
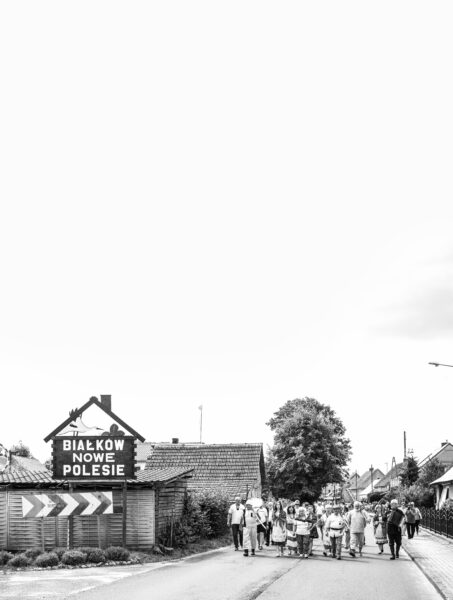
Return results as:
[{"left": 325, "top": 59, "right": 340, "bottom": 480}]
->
[
  {"left": 0, "top": 466, "right": 192, "bottom": 551},
  {"left": 146, "top": 442, "right": 266, "bottom": 500}
]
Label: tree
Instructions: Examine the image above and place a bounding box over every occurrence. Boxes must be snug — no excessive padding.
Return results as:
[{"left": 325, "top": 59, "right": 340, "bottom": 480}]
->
[
  {"left": 9, "top": 441, "right": 33, "bottom": 458},
  {"left": 399, "top": 455, "right": 419, "bottom": 487},
  {"left": 266, "top": 398, "right": 352, "bottom": 501},
  {"left": 417, "top": 458, "right": 446, "bottom": 488}
]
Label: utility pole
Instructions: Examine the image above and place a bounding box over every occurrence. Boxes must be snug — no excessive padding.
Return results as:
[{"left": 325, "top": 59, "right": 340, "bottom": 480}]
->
[
  {"left": 198, "top": 405, "right": 203, "bottom": 443},
  {"left": 404, "top": 431, "right": 407, "bottom": 461}
]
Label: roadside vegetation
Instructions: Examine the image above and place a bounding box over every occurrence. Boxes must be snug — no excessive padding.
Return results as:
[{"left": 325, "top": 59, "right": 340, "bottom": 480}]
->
[{"left": 0, "top": 490, "right": 232, "bottom": 572}]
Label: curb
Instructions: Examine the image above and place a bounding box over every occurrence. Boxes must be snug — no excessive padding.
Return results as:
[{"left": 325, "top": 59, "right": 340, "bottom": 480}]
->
[{"left": 402, "top": 542, "right": 446, "bottom": 600}]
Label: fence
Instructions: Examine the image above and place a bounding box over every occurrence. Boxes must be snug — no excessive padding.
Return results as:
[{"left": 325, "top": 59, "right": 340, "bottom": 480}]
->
[{"left": 421, "top": 507, "right": 453, "bottom": 539}]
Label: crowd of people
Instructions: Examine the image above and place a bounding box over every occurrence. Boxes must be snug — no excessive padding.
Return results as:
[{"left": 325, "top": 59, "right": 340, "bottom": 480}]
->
[{"left": 227, "top": 496, "right": 422, "bottom": 561}]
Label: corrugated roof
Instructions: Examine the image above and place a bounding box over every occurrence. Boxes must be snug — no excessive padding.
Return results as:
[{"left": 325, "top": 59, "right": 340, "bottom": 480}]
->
[
  {"left": 0, "top": 469, "right": 54, "bottom": 485},
  {"left": 146, "top": 443, "right": 265, "bottom": 498},
  {"left": 0, "top": 466, "right": 192, "bottom": 486},
  {"left": 136, "top": 467, "right": 193, "bottom": 483},
  {"left": 11, "top": 456, "right": 49, "bottom": 473}
]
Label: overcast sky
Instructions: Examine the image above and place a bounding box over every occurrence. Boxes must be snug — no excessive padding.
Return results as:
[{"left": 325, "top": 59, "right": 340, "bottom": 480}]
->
[{"left": 1, "top": 2, "right": 453, "bottom": 480}]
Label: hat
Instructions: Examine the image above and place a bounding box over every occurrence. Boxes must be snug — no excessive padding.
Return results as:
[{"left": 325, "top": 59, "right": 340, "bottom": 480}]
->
[{"left": 294, "top": 499, "right": 300, "bottom": 505}]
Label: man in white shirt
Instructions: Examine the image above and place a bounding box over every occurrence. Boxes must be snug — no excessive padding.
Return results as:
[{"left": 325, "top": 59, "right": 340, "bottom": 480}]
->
[
  {"left": 325, "top": 504, "right": 347, "bottom": 560},
  {"left": 347, "top": 501, "right": 370, "bottom": 557},
  {"left": 227, "top": 496, "right": 245, "bottom": 550}
]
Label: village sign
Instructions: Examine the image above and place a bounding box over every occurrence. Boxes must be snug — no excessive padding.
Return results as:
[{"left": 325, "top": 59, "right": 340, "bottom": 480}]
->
[{"left": 44, "top": 395, "right": 145, "bottom": 481}]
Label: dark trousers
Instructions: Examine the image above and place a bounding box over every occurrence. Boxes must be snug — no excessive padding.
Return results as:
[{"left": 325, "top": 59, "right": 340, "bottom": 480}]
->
[
  {"left": 265, "top": 523, "right": 273, "bottom": 545},
  {"left": 232, "top": 524, "right": 243, "bottom": 549},
  {"left": 415, "top": 520, "right": 420, "bottom": 534},
  {"left": 330, "top": 535, "right": 343, "bottom": 558},
  {"left": 388, "top": 525, "right": 402, "bottom": 557},
  {"left": 406, "top": 522, "right": 416, "bottom": 539}
]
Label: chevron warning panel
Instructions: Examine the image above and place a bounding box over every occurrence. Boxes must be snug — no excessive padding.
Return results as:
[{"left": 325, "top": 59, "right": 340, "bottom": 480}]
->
[{"left": 21, "top": 491, "right": 114, "bottom": 518}]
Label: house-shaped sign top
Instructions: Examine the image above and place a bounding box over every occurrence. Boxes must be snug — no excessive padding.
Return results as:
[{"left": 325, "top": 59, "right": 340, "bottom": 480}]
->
[
  {"left": 44, "top": 395, "right": 145, "bottom": 443},
  {"left": 44, "top": 395, "right": 145, "bottom": 481}
]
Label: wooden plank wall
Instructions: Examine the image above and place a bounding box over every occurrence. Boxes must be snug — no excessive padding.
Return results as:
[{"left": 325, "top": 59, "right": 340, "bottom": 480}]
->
[
  {"left": 155, "top": 480, "right": 187, "bottom": 543},
  {"left": 0, "top": 491, "right": 7, "bottom": 548},
  {"left": 0, "top": 488, "right": 155, "bottom": 551}
]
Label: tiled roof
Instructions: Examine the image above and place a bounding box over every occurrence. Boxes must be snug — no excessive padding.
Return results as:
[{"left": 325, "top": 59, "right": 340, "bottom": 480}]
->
[
  {"left": 136, "top": 442, "right": 155, "bottom": 462},
  {"left": 135, "top": 467, "right": 193, "bottom": 483},
  {"left": 146, "top": 443, "right": 265, "bottom": 498},
  {"left": 0, "top": 469, "right": 54, "bottom": 485}
]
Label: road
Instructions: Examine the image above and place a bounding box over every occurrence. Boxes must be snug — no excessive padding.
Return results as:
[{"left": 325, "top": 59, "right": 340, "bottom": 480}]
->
[{"left": 0, "top": 526, "right": 442, "bottom": 600}]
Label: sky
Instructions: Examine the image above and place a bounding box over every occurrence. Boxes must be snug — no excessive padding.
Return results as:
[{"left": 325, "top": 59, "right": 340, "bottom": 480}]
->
[{"left": 1, "top": 2, "right": 453, "bottom": 480}]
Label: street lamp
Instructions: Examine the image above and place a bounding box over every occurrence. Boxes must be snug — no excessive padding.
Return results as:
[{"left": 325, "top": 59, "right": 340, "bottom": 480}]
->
[
  {"left": 429, "top": 362, "right": 453, "bottom": 368},
  {"left": 369, "top": 465, "right": 374, "bottom": 493}
]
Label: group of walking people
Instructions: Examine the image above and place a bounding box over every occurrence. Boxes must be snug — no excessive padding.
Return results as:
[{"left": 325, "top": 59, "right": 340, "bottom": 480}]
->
[{"left": 227, "top": 496, "right": 421, "bottom": 561}]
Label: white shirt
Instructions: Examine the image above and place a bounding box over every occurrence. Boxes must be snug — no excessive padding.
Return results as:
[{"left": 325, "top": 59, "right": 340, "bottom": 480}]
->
[
  {"left": 228, "top": 503, "right": 245, "bottom": 525},
  {"left": 325, "top": 514, "right": 347, "bottom": 537}
]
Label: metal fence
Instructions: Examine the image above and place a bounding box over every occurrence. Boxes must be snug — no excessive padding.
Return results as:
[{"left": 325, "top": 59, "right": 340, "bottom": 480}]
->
[{"left": 421, "top": 507, "right": 453, "bottom": 538}]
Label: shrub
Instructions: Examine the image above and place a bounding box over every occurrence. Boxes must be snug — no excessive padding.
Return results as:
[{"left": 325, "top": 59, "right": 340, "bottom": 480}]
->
[
  {"left": 0, "top": 550, "right": 13, "bottom": 565},
  {"left": 52, "top": 547, "right": 68, "bottom": 560},
  {"left": 24, "top": 548, "right": 43, "bottom": 560},
  {"left": 104, "top": 546, "right": 130, "bottom": 561},
  {"left": 34, "top": 552, "right": 59, "bottom": 568},
  {"left": 84, "top": 548, "right": 106, "bottom": 563},
  {"left": 61, "top": 550, "right": 87, "bottom": 565},
  {"left": 168, "top": 489, "right": 231, "bottom": 548},
  {"left": 196, "top": 490, "right": 230, "bottom": 538},
  {"left": 7, "top": 553, "right": 32, "bottom": 568}
]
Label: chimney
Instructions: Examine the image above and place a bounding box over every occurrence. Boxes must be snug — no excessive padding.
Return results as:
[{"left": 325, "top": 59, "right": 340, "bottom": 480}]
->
[
  {"left": 100, "top": 395, "right": 112, "bottom": 411},
  {"left": 441, "top": 440, "right": 449, "bottom": 447},
  {"left": 172, "top": 437, "right": 179, "bottom": 444}
]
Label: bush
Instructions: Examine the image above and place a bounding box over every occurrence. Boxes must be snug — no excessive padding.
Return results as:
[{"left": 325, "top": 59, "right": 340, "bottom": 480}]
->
[
  {"left": 61, "top": 550, "right": 87, "bottom": 565},
  {"left": 84, "top": 548, "right": 106, "bottom": 563},
  {"left": 168, "top": 489, "right": 231, "bottom": 548},
  {"left": 24, "top": 548, "right": 43, "bottom": 560},
  {"left": 196, "top": 490, "right": 230, "bottom": 538},
  {"left": 52, "top": 547, "right": 68, "bottom": 560},
  {"left": 0, "top": 550, "right": 13, "bottom": 565},
  {"left": 34, "top": 552, "right": 59, "bottom": 568},
  {"left": 7, "top": 553, "right": 32, "bottom": 568},
  {"left": 104, "top": 546, "right": 130, "bottom": 561},
  {"left": 400, "top": 484, "right": 436, "bottom": 508}
]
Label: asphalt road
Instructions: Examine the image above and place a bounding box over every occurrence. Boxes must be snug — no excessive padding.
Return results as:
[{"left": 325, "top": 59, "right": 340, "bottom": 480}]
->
[{"left": 0, "top": 526, "right": 442, "bottom": 600}]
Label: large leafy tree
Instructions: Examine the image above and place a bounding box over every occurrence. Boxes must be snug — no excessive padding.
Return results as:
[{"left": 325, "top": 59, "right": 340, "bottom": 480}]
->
[
  {"left": 266, "top": 398, "right": 352, "bottom": 501},
  {"left": 399, "top": 455, "right": 419, "bottom": 487}
]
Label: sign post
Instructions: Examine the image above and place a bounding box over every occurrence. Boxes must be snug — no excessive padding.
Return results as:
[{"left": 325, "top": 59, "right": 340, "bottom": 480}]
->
[{"left": 41, "top": 395, "right": 145, "bottom": 550}]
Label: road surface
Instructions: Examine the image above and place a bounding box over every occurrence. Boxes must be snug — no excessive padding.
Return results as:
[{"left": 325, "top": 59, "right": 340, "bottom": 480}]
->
[{"left": 0, "top": 528, "right": 441, "bottom": 600}]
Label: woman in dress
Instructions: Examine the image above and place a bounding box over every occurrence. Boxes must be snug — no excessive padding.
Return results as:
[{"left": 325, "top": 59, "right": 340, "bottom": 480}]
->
[
  {"left": 272, "top": 500, "right": 287, "bottom": 556},
  {"left": 373, "top": 503, "right": 388, "bottom": 554},
  {"left": 318, "top": 505, "right": 333, "bottom": 557},
  {"left": 285, "top": 504, "right": 298, "bottom": 556},
  {"left": 306, "top": 504, "right": 318, "bottom": 556}
]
